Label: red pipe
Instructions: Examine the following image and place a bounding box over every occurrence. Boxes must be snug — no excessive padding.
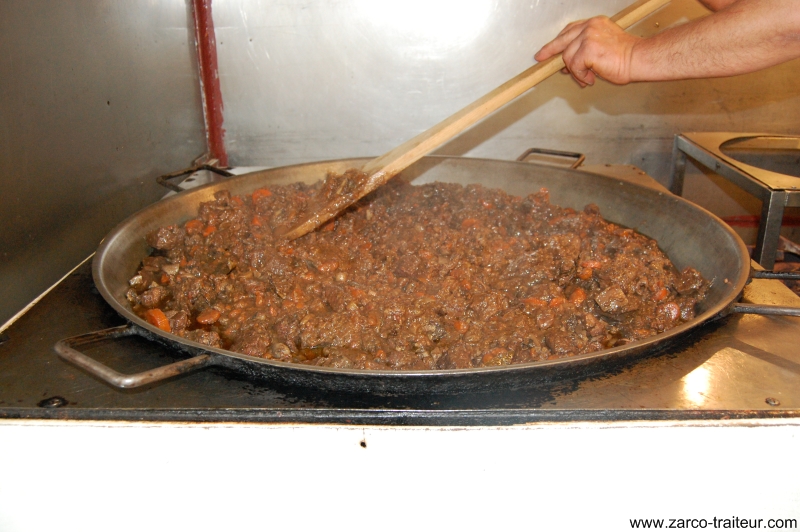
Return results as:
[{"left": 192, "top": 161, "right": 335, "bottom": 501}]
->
[{"left": 191, "top": 0, "right": 228, "bottom": 167}]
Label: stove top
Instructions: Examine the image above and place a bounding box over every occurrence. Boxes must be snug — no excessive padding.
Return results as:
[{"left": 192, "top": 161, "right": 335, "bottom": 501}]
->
[{"left": 2, "top": 165, "right": 799, "bottom": 425}]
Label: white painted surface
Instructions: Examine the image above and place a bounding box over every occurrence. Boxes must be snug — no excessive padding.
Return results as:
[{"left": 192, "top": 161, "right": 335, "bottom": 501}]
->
[{"left": 1, "top": 420, "right": 798, "bottom": 531}]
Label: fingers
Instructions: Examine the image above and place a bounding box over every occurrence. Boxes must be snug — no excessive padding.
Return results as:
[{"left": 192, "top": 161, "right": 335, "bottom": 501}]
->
[
  {"left": 535, "top": 18, "right": 598, "bottom": 87},
  {"left": 535, "top": 16, "right": 635, "bottom": 87},
  {"left": 534, "top": 19, "right": 589, "bottom": 61},
  {"left": 562, "top": 31, "right": 597, "bottom": 87}
]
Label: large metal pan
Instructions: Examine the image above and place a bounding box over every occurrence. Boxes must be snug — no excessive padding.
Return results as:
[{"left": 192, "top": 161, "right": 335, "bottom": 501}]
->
[{"left": 56, "top": 156, "right": 758, "bottom": 394}]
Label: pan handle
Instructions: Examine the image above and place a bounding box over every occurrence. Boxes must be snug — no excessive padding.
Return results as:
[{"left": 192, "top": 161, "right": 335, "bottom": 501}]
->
[
  {"left": 731, "top": 303, "right": 800, "bottom": 317},
  {"left": 751, "top": 270, "right": 800, "bottom": 281},
  {"left": 156, "top": 162, "right": 233, "bottom": 193},
  {"left": 516, "top": 148, "right": 586, "bottom": 169},
  {"left": 54, "top": 325, "right": 215, "bottom": 389},
  {"left": 729, "top": 270, "right": 800, "bottom": 316}
]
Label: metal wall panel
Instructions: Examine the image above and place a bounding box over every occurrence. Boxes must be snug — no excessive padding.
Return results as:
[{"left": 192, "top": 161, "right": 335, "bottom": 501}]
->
[
  {"left": 213, "top": 0, "right": 800, "bottom": 214},
  {"left": 0, "top": 1, "right": 207, "bottom": 327}
]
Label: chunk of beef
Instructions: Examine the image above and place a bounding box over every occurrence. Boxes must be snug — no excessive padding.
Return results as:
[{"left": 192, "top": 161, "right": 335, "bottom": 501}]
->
[{"left": 146, "top": 226, "right": 185, "bottom": 251}]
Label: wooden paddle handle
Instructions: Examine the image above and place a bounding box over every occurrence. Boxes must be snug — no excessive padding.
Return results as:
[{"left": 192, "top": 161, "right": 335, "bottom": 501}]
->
[{"left": 361, "top": 0, "right": 671, "bottom": 180}]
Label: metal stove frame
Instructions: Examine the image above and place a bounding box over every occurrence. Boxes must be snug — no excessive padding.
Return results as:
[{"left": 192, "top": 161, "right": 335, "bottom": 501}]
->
[{"left": 671, "top": 132, "right": 800, "bottom": 269}]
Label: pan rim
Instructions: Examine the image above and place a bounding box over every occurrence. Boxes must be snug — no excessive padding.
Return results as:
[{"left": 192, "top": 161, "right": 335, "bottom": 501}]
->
[{"left": 93, "top": 155, "right": 751, "bottom": 379}]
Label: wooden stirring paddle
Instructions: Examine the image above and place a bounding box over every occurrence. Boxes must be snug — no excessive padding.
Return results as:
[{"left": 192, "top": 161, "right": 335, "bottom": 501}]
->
[{"left": 283, "top": 0, "right": 670, "bottom": 240}]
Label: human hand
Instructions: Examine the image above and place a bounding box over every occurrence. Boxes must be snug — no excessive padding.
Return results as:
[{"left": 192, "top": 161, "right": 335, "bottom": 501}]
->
[{"left": 534, "top": 16, "right": 641, "bottom": 87}]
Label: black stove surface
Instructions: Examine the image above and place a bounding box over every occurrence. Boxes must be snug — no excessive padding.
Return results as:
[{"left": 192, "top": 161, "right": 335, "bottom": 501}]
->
[{"left": 1, "top": 259, "right": 799, "bottom": 425}]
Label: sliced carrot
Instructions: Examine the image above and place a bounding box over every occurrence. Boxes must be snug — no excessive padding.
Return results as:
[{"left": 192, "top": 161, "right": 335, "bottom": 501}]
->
[
  {"left": 321, "top": 220, "right": 336, "bottom": 232},
  {"left": 196, "top": 308, "right": 221, "bottom": 325},
  {"left": 251, "top": 215, "right": 263, "bottom": 227},
  {"left": 580, "top": 260, "right": 603, "bottom": 269},
  {"left": 185, "top": 219, "right": 204, "bottom": 235},
  {"left": 252, "top": 188, "right": 272, "bottom": 200},
  {"left": 460, "top": 218, "right": 479, "bottom": 229},
  {"left": 160, "top": 273, "right": 170, "bottom": 284},
  {"left": 654, "top": 287, "right": 670, "bottom": 301},
  {"left": 144, "top": 309, "right": 171, "bottom": 332},
  {"left": 453, "top": 320, "right": 469, "bottom": 333},
  {"left": 577, "top": 267, "right": 594, "bottom": 280},
  {"left": 348, "top": 287, "right": 366, "bottom": 299},
  {"left": 569, "top": 287, "right": 587, "bottom": 306},
  {"left": 202, "top": 225, "right": 217, "bottom": 237},
  {"left": 482, "top": 347, "right": 509, "bottom": 365},
  {"left": 549, "top": 297, "right": 566, "bottom": 308}
]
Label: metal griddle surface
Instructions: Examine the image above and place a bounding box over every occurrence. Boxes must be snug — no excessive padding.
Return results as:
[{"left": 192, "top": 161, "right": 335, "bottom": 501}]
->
[{"left": 1, "top": 258, "right": 799, "bottom": 425}]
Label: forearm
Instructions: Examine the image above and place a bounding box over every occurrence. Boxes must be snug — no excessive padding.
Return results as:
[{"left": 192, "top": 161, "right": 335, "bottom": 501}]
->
[
  {"left": 631, "top": 0, "right": 800, "bottom": 81},
  {"left": 697, "top": 0, "right": 738, "bottom": 12}
]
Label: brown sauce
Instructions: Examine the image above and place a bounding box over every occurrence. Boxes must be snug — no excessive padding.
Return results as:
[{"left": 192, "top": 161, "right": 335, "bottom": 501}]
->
[{"left": 127, "top": 177, "right": 709, "bottom": 370}]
